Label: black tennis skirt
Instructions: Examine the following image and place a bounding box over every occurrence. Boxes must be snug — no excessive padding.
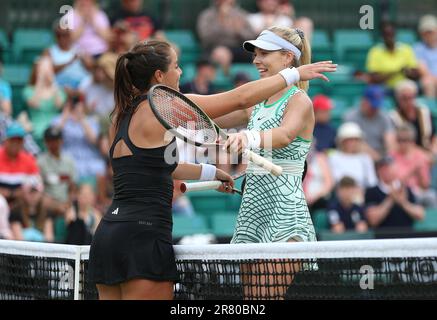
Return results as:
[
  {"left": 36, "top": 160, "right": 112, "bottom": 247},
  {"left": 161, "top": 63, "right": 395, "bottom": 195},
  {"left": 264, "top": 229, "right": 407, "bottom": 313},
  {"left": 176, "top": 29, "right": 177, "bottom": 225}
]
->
[{"left": 88, "top": 219, "right": 179, "bottom": 285}]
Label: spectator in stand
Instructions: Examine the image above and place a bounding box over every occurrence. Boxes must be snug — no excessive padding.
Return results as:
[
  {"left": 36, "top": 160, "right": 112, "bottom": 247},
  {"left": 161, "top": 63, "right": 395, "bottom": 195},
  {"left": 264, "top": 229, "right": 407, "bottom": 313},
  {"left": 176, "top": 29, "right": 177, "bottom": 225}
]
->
[
  {"left": 0, "top": 62, "right": 12, "bottom": 116},
  {"left": 51, "top": 97, "right": 105, "bottom": 185},
  {"left": 414, "top": 15, "right": 437, "bottom": 98},
  {"left": 79, "top": 54, "right": 116, "bottom": 119},
  {"left": 303, "top": 139, "right": 335, "bottom": 213},
  {"left": 9, "top": 176, "right": 54, "bottom": 242},
  {"left": 365, "top": 156, "right": 425, "bottom": 231},
  {"left": 248, "top": 0, "right": 293, "bottom": 35},
  {"left": 108, "top": 21, "right": 137, "bottom": 55},
  {"left": 0, "top": 193, "right": 12, "bottom": 239},
  {"left": 45, "top": 21, "right": 91, "bottom": 97},
  {"left": 23, "top": 56, "right": 67, "bottom": 147},
  {"left": 344, "top": 85, "right": 396, "bottom": 161},
  {"left": 329, "top": 122, "right": 377, "bottom": 190},
  {"left": 327, "top": 176, "right": 368, "bottom": 234},
  {"left": 64, "top": 184, "right": 102, "bottom": 245},
  {"left": 197, "top": 0, "right": 256, "bottom": 75},
  {"left": 276, "top": 1, "right": 314, "bottom": 42},
  {"left": 180, "top": 58, "right": 217, "bottom": 95},
  {"left": 389, "top": 79, "right": 437, "bottom": 154},
  {"left": 366, "top": 21, "right": 421, "bottom": 90},
  {"left": 69, "top": 0, "right": 111, "bottom": 58},
  {"left": 0, "top": 111, "right": 40, "bottom": 156},
  {"left": 0, "top": 123, "right": 40, "bottom": 206},
  {"left": 38, "top": 126, "right": 76, "bottom": 217},
  {"left": 312, "top": 94, "right": 336, "bottom": 152},
  {"left": 110, "top": 0, "right": 165, "bottom": 41},
  {"left": 391, "top": 124, "right": 437, "bottom": 208}
]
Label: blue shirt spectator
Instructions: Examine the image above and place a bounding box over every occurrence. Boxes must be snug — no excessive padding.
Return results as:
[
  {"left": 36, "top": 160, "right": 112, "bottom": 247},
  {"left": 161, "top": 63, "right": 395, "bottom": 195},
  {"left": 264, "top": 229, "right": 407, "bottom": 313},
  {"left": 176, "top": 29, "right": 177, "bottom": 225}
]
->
[{"left": 0, "top": 77, "right": 12, "bottom": 116}]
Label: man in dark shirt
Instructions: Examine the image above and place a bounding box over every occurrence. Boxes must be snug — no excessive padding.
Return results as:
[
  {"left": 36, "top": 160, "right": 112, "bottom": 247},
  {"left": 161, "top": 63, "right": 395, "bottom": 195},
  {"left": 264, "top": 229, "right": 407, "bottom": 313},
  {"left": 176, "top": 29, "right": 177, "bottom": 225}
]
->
[
  {"left": 110, "top": 0, "right": 164, "bottom": 41},
  {"left": 328, "top": 176, "right": 368, "bottom": 233},
  {"left": 312, "top": 95, "right": 336, "bottom": 152},
  {"left": 365, "top": 156, "right": 425, "bottom": 230}
]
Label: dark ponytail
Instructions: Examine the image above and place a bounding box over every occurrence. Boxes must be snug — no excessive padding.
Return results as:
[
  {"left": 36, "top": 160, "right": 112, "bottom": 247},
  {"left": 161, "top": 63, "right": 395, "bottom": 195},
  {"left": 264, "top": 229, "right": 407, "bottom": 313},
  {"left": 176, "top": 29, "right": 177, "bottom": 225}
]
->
[{"left": 112, "top": 41, "right": 172, "bottom": 130}]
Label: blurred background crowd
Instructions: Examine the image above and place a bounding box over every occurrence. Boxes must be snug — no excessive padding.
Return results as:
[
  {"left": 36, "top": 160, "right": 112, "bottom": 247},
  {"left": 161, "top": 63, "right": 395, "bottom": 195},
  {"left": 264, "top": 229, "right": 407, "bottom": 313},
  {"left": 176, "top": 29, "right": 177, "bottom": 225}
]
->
[{"left": 0, "top": 0, "right": 437, "bottom": 244}]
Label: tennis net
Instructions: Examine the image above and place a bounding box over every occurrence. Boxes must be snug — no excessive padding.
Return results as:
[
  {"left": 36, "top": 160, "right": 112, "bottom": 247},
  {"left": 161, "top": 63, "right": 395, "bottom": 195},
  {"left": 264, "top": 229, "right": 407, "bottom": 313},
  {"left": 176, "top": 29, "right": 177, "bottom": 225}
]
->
[{"left": 1, "top": 238, "right": 437, "bottom": 300}]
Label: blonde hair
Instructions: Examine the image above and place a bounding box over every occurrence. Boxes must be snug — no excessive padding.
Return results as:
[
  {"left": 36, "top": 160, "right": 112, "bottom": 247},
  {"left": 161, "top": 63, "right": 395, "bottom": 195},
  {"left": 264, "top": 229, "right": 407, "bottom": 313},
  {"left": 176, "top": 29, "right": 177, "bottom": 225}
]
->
[{"left": 268, "top": 26, "right": 311, "bottom": 91}]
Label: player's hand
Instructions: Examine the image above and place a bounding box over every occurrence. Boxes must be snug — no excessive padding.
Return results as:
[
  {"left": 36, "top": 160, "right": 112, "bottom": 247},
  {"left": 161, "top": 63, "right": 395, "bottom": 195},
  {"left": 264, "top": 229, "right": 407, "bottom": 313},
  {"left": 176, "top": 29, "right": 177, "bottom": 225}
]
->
[
  {"left": 224, "top": 132, "right": 248, "bottom": 155},
  {"left": 215, "top": 169, "right": 235, "bottom": 194},
  {"left": 297, "top": 61, "right": 337, "bottom": 82}
]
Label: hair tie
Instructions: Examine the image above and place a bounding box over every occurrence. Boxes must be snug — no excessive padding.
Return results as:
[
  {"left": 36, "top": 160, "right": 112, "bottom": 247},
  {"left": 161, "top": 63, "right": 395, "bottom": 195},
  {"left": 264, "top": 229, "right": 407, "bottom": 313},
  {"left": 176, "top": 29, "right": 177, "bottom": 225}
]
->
[{"left": 296, "top": 28, "right": 305, "bottom": 40}]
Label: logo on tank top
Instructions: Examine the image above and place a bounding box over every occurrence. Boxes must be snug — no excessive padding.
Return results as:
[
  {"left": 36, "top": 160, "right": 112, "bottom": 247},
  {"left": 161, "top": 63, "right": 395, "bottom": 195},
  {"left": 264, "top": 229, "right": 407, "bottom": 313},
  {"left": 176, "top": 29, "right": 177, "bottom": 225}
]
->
[
  {"left": 258, "top": 115, "right": 266, "bottom": 121},
  {"left": 112, "top": 208, "right": 119, "bottom": 215}
]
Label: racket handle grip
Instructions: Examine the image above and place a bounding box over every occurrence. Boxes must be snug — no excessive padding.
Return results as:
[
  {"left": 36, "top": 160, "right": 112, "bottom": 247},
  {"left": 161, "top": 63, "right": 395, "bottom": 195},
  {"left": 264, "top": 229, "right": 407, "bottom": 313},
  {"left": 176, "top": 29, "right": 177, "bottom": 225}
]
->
[
  {"left": 180, "top": 181, "right": 222, "bottom": 193},
  {"left": 244, "top": 150, "right": 283, "bottom": 176}
]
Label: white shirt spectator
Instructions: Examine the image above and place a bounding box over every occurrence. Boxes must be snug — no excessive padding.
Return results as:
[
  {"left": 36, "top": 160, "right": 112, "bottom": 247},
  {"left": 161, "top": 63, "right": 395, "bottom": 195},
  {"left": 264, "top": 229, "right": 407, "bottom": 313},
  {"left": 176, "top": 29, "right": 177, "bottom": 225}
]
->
[{"left": 329, "top": 151, "right": 377, "bottom": 188}]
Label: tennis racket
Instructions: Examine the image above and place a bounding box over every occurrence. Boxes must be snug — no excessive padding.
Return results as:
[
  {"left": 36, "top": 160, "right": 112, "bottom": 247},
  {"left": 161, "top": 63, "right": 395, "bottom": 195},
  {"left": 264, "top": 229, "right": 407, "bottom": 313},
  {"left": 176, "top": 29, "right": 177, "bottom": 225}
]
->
[
  {"left": 148, "top": 85, "right": 283, "bottom": 179},
  {"left": 180, "top": 171, "right": 246, "bottom": 195}
]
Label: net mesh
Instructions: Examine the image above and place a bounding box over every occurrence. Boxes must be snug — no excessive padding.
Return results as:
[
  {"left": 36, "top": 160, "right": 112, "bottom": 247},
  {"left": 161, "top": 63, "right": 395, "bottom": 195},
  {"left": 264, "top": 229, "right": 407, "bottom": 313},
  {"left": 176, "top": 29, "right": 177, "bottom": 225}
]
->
[
  {"left": 1, "top": 239, "right": 437, "bottom": 300},
  {"left": 149, "top": 86, "right": 217, "bottom": 145}
]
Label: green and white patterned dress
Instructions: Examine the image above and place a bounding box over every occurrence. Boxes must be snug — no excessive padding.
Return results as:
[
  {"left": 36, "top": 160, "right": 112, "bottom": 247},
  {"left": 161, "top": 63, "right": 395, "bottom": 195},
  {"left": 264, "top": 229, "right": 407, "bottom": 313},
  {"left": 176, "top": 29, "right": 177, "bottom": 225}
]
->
[{"left": 231, "top": 86, "right": 317, "bottom": 244}]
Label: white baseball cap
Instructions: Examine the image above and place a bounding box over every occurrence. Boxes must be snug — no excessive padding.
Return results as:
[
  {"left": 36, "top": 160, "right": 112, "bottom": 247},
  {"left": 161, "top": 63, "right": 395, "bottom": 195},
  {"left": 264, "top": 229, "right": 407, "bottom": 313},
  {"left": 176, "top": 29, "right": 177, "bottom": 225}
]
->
[
  {"left": 418, "top": 15, "right": 437, "bottom": 32},
  {"left": 336, "top": 122, "right": 364, "bottom": 142}
]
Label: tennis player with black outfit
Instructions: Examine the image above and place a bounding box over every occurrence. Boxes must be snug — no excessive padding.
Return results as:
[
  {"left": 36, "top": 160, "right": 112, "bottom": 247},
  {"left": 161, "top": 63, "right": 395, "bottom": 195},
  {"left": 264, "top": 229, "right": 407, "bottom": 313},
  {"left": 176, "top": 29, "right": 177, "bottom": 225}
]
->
[{"left": 88, "top": 40, "right": 336, "bottom": 300}]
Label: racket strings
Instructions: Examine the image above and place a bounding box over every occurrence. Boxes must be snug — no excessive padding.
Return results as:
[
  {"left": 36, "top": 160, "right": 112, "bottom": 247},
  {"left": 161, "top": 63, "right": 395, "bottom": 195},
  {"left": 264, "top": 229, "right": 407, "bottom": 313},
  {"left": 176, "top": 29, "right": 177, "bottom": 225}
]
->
[{"left": 151, "top": 89, "right": 217, "bottom": 144}]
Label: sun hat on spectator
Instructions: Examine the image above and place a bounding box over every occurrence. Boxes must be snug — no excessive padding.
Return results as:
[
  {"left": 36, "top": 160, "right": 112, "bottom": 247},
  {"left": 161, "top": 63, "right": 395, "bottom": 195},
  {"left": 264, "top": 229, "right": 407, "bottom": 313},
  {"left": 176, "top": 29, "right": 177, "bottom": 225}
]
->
[{"left": 336, "top": 122, "right": 364, "bottom": 142}]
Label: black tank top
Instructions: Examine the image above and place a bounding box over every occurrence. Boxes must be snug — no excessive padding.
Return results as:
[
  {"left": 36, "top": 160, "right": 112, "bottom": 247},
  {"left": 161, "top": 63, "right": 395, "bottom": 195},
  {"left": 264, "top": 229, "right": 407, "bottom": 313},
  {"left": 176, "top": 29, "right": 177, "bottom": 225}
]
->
[{"left": 103, "top": 96, "right": 178, "bottom": 224}]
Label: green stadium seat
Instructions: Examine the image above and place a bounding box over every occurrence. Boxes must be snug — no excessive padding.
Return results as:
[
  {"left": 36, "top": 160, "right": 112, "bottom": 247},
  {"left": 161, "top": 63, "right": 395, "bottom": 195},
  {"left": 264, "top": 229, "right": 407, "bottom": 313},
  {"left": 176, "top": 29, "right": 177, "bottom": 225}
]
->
[
  {"left": 173, "top": 215, "right": 211, "bottom": 238},
  {"left": 2, "top": 64, "right": 31, "bottom": 117},
  {"left": 54, "top": 216, "right": 67, "bottom": 244},
  {"left": 330, "top": 96, "right": 350, "bottom": 127},
  {"left": 312, "top": 209, "right": 329, "bottom": 232},
  {"left": 229, "top": 63, "right": 259, "bottom": 81},
  {"left": 333, "top": 30, "right": 373, "bottom": 69},
  {"left": 180, "top": 63, "right": 196, "bottom": 84},
  {"left": 308, "top": 79, "right": 328, "bottom": 97},
  {"left": 311, "top": 30, "right": 333, "bottom": 62},
  {"left": 187, "top": 191, "right": 230, "bottom": 215},
  {"left": 396, "top": 29, "right": 418, "bottom": 45},
  {"left": 318, "top": 230, "right": 375, "bottom": 241},
  {"left": 212, "top": 68, "right": 232, "bottom": 91},
  {"left": 166, "top": 29, "right": 200, "bottom": 65},
  {"left": 327, "top": 63, "right": 355, "bottom": 82},
  {"left": 0, "top": 29, "right": 12, "bottom": 63},
  {"left": 12, "top": 29, "right": 53, "bottom": 63},
  {"left": 414, "top": 209, "right": 437, "bottom": 232},
  {"left": 330, "top": 80, "right": 367, "bottom": 105},
  {"left": 417, "top": 96, "right": 437, "bottom": 112},
  {"left": 2, "top": 64, "right": 31, "bottom": 86},
  {"left": 210, "top": 212, "right": 237, "bottom": 237}
]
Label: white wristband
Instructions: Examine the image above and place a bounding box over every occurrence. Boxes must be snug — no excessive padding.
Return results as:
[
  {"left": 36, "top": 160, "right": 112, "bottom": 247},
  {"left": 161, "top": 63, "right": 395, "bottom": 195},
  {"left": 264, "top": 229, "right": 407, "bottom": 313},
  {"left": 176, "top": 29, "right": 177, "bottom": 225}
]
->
[
  {"left": 199, "top": 164, "right": 217, "bottom": 181},
  {"left": 279, "top": 67, "right": 300, "bottom": 86},
  {"left": 243, "top": 130, "right": 261, "bottom": 150}
]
